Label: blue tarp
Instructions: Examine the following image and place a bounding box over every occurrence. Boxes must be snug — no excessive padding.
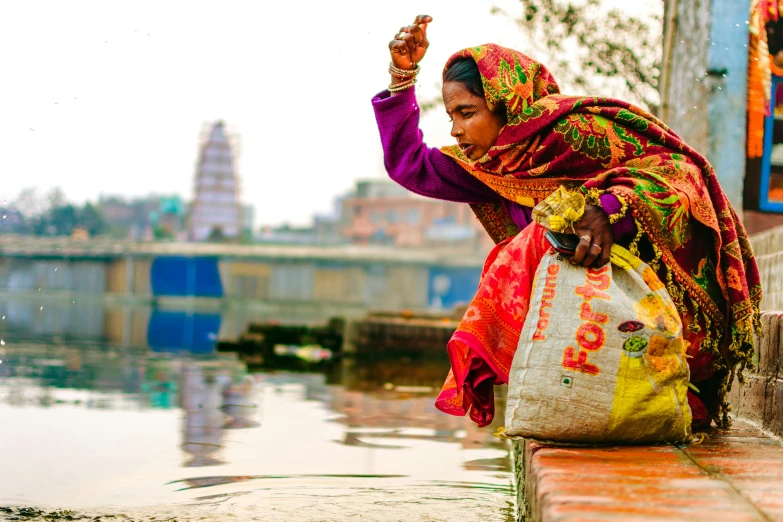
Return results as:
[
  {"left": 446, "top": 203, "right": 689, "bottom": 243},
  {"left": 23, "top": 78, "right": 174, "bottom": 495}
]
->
[
  {"left": 150, "top": 256, "right": 223, "bottom": 297},
  {"left": 427, "top": 267, "right": 481, "bottom": 309},
  {"left": 147, "top": 310, "right": 221, "bottom": 353}
]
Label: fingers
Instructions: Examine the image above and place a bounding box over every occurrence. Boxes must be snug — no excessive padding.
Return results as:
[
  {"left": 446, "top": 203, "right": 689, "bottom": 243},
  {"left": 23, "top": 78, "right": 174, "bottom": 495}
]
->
[
  {"left": 400, "top": 31, "right": 416, "bottom": 56},
  {"left": 571, "top": 229, "right": 611, "bottom": 268},
  {"left": 570, "top": 233, "right": 592, "bottom": 266},
  {"left": 398, "top": 25, "right": 423, "bottom": 56},
  {"left": 413, "top": 14, "right": 433, "bottom": 43},
  {"left": 407, "top": 18, "right": 430, "bottom": 46},
  {"left": 570, "top": 204, "right": 614, "bottom": 268},
  {"left": 595, "top": 234, "right": 612, "bottom": 267},
  {"left": 583, "top": 242, "right": 602, "bottom": 268},
  {"left": 392, "top": 15, "right": 431, "bottom": 61},
  {"left": 389, "top": 38, "right": 408, "bottom": 56},
  {"left": 406, "top": 23, "right": 424, "bottom": 46},
  {"left": 389, "top": 34, "right": 411, "bottom": 62}
]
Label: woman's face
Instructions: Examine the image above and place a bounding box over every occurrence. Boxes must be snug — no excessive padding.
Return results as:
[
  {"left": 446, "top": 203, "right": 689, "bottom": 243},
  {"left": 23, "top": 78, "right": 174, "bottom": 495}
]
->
[{"left": 443, "top": 81, "right": 505, "bottom": 161}]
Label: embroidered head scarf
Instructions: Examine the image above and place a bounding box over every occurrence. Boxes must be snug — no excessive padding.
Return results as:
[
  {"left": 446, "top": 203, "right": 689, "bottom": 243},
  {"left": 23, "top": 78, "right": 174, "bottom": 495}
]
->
[{"left": 439, "top": 44, "right": 761, "bottom": 425}]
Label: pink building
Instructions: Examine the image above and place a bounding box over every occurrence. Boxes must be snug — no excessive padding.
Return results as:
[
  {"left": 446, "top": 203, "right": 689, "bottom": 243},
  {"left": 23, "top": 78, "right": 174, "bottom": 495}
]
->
[{"left": 339, "top": 180, "right": 493, "bottom": 249}]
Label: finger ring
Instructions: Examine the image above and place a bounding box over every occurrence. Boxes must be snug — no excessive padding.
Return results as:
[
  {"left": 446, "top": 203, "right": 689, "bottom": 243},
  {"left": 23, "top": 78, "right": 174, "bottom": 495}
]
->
[
  {"left": 591, "top": 243, "right": 602, "bottom": 250},
  {"left": 579, "top": 235, "right": 592, "bottom": 242}
]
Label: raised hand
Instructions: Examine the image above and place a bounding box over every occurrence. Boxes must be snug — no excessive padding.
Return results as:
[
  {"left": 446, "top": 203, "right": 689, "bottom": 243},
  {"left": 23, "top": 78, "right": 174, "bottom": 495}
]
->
[{"left": 389, "top": 15, "right": 432, "bottom": 71}]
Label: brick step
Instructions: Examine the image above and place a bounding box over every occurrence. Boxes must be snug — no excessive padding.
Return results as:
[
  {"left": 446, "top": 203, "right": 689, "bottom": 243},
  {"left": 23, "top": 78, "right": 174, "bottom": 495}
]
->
[{"left": 513, "top": 420, "right": 783, "bottom": 521}]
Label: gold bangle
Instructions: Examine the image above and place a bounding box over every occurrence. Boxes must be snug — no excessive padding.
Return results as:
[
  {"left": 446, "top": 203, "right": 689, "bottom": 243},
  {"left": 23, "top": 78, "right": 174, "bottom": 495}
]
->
[
  {"left": 389, "top": 62, "right": 420, "bottom": 78},
  {"left": 388, "top": 78, "right": 417, "bottom": 92}
]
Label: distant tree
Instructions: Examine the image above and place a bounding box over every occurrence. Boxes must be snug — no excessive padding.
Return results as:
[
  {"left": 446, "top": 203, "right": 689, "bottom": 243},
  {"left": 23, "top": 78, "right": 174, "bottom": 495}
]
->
[
  {"left": 14, "top": 188, "right": 48, "bottom": 218},
  {"left": 207, "top": 226, "right": 226, "bottom": 242},
  {"left": 43, "top": 204, "right": 79, "bottom": 236},
  {"left": 79, "top": 203, "right": 108, "bottom": 236},
  {"left": 46, "top": 187, "right": 67, "bottom": 210},
  {"left": 153, "top": 224, "right": 173, "bottom": 240},
  {"left": 240, "top": 228, "right": 254, "bottom": 244},
  {"left": 492, "top": 0, "right": 663, "bottom": 111},
  {"left": 14, "top": 190, "right": 110, "bottom": 237}
]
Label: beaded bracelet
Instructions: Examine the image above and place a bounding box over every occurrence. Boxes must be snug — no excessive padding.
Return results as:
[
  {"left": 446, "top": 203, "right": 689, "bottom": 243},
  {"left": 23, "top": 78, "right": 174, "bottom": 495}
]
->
[
  {"left": 389, "top": 62, "right": 420, "bottom": 79},
  {"left": 606, "top": 196, "right": 629, "bottom": 225}
]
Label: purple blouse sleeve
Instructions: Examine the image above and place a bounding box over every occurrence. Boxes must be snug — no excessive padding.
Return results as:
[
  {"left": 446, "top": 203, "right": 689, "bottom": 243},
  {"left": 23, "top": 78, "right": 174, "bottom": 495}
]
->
[
  {"left": 371, "top": 87, "right": 498, "bottom": 204},
  {"left": 372, "top": 87, "right": 534, "bottom": 230},
  {"left": 371, "top": 86, "right": 634, "bottom": 240},
  {"left": 599, "top": 193, "right": 637, "bottom": 241}
]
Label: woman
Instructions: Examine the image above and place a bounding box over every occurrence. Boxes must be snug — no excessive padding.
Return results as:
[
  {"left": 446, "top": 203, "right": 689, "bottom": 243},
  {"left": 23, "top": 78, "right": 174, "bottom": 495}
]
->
[{"left": 372, "top": 16, "right": 761, "bottom": 429}]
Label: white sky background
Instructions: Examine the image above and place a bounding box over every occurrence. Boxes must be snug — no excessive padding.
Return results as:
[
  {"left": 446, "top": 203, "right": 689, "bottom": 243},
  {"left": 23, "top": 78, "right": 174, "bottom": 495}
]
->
[{"left": 1, "top": 0, "right": 660, "bottom": 227}]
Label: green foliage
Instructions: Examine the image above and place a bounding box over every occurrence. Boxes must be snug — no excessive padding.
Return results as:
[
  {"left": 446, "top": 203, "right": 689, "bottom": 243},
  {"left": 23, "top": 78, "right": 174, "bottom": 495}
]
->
[
  {"left": 492, "top": 0, "right": 663, "bottom": 111},
  {"left": 207, "top": 226, "right": 226, "bottom": 242},
  {"left": 10, "top": 187, "right": 109, "bottom": 237},
  {"left": 79, "top": 203, "right": 109, "bottom": 236},
  {"left": 153, "top": 224, "right": 174, "bottom": 240}
]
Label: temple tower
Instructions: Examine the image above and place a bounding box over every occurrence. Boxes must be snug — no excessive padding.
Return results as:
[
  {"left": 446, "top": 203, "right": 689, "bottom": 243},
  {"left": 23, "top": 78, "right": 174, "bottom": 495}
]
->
[{"left": 188, "top": 121, "right": 242, "bottom": 241}]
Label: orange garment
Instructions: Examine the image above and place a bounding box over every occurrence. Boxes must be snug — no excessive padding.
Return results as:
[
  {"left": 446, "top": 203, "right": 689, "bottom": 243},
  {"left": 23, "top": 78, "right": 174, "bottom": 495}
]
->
[
  {"left": 435, "top": 223, "right": 714, "bottom": 429},
  {"left": 435, "top": 224, "right": 549, "bottom": 427}
]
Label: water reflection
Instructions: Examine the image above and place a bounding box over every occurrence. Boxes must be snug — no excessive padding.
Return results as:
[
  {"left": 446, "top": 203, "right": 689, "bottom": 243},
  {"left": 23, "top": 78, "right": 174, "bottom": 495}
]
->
[
  {"left": 0, "top": 341, "right": 512, "bottom": 521},
  {"left": 0, "top": 296, "right": 343, "bottom": 352}
]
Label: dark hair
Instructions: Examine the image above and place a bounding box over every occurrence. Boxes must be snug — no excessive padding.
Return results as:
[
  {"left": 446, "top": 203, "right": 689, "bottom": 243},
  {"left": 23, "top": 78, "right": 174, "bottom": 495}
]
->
[{"left": 443, "top": 58, "right": 484, "bottom": 97}]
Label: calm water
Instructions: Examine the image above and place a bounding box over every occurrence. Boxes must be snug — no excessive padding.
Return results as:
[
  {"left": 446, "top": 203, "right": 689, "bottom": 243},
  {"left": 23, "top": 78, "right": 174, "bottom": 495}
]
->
[{"left": 0, "top": 340, "right": 513, "bottom": 522}]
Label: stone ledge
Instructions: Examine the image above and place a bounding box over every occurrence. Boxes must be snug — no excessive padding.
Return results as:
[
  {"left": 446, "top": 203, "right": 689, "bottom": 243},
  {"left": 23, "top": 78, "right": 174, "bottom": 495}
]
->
[
  {"left": 756, "top": 254, "right": 783, "bottom": 311},
  {"left": 513, "top": 421, "right": 783, "bottom": 522},
  {"left": 728, "top": 311, "right": 783, "bottom": 438},
  {"left": 749, "top": 224, "right": 783, "bottom": 257}
]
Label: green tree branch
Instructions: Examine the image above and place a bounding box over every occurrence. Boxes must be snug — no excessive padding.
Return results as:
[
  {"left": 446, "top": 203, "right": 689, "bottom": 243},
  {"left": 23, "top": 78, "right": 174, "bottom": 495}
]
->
[{"left": 493, "top": 0, "right": 663, "bottom": 112}]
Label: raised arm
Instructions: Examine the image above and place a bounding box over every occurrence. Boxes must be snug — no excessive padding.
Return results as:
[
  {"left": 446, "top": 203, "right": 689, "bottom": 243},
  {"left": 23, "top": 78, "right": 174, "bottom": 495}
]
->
[
  {"left": 372, "top": 87, "right": 498, "bottom": 203},
  {"left": 372, "top": 15, "right": 498, "bottom": 204}
]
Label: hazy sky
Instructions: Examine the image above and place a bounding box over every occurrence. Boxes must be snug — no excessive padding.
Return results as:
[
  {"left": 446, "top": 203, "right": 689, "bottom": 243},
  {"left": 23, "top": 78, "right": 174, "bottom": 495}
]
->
[{"left": 2, "top": 0, "right": 659, "bottom": 226}]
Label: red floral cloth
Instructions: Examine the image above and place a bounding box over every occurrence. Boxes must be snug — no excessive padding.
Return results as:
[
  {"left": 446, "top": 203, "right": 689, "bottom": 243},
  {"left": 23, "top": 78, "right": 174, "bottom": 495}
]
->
[{"left": 435, "top": 45, "right": 761, "bottom": 427}]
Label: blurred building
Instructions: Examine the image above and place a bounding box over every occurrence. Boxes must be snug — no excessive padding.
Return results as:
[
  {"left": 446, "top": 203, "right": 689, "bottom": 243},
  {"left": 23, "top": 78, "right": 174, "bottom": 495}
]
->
[
  {"left": 189, "top": 121, "right": 243, "bottom": 242},
  {"left": 241, "top": 204, "right": 254, "bottom": 236},
  {"left": 99, "top": 195, "right": 186, "bottom": 240},
  {"left": 255, "top": 224, "right": 320, "bottom": 245},
  {"left": 339, "top": 179, "right": 491, "bottom": 249}
]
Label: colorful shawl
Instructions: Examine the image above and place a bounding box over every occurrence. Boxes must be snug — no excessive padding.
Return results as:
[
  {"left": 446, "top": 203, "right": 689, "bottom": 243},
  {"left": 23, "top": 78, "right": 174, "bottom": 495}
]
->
[{"left": 439, "top": 44, "right": 762, "bottom": 426}]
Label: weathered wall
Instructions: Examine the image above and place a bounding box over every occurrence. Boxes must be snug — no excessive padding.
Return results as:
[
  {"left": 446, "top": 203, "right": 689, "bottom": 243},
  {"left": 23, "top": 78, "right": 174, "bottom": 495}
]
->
[
  {"left": 706, "top": 1, "right": 751, "bottom": 212},
  {"left": 661, "top": 0, "right": 712, "bottom": 152},
  {"left": 661, "top": 0, "right": 748, "bottom": 211}
]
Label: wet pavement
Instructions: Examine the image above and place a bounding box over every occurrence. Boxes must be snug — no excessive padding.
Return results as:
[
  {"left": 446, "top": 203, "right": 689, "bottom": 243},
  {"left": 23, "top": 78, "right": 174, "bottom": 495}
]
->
[{"left": 0, "top": 342, "right": 513, "bottom": 521}]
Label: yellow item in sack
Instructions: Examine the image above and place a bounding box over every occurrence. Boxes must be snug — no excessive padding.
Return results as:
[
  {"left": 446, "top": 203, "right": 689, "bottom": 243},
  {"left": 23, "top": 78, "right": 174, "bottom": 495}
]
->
[{"left": 504, "top": 244, "right": 692, "bottom": 444}]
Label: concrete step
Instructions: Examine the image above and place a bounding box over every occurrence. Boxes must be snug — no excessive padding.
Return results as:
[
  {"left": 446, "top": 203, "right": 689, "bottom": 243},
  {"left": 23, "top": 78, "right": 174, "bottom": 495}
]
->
[{"left": 513, "top": 421, "right": 783, "bottom": 521}]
